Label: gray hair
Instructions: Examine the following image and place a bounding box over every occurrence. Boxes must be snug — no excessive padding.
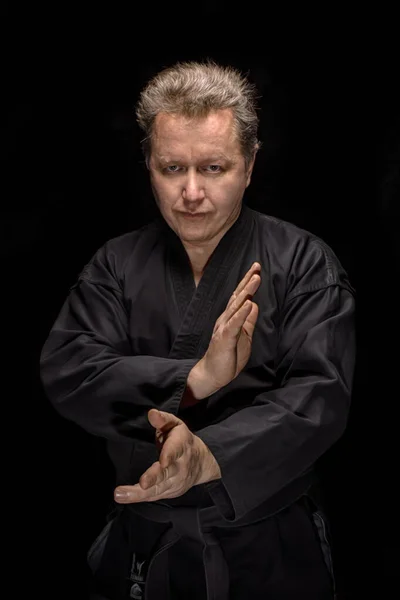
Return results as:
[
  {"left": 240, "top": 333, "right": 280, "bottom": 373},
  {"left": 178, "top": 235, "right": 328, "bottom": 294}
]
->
[{"left": 135, "top": 60, "right": 261, "bottom": 168}]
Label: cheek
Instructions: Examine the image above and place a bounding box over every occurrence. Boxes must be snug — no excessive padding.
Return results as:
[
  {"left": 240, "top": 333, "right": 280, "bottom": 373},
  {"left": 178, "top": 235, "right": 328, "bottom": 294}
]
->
[
  {"left": 209, "top": 178, "right": 246, "bottom": 206},
  {"left": 152, "top": 177, "right": 176, "bottom": 205}
]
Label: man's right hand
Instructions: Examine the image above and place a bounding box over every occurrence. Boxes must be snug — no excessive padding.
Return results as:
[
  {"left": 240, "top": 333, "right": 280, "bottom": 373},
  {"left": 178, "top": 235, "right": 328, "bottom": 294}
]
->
[{"left": 183, "top": 262, "right": 261, "bottom": 404}]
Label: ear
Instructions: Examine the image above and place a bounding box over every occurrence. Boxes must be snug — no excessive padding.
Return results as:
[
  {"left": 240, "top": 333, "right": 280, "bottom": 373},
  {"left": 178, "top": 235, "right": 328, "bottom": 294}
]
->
[{"left": 245, "top": 145, "right": 259, "bottom": 188}]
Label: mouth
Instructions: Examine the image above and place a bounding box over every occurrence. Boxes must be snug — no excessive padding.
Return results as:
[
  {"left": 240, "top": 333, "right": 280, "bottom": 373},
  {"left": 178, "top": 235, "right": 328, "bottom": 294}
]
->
[{"left": 180, "top": 213, "right": 207, "bottom": 219}]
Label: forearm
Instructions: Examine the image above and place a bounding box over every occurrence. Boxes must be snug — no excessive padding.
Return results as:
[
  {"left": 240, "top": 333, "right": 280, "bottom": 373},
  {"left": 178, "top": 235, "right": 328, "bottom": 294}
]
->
[
  {"left": 180, "top": 358, "right": 221, "bottom": 408},
  {"left": 40, "top": 342, "right": 199, "bottom": 441}
]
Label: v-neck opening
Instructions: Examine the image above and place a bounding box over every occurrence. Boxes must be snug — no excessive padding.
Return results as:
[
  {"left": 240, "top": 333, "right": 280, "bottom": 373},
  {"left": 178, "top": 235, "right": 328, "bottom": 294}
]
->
[
  {"left": 165, "top": 203, "right": 255, "bottom": 360},
  {"left": 167, "top": 204, "right": 253, "bottom": 314}
]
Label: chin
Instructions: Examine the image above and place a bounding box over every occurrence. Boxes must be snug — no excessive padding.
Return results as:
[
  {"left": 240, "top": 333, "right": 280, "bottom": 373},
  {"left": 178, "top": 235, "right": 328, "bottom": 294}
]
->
[{"left": 179, "top": 230, "right": 208, "bottom": 241}]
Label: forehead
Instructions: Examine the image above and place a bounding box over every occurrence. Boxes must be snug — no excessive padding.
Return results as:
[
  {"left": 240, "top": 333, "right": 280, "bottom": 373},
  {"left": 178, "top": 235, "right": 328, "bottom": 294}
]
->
[{"left": 151, "top": 109, "right": 241, "bottom": 158}]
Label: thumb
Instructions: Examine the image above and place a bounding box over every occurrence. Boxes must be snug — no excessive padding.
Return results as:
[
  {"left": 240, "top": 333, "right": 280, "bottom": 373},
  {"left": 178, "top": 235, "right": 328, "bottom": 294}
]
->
[{"left": 148, "top": 409, "right": 180, "bottom": 431}]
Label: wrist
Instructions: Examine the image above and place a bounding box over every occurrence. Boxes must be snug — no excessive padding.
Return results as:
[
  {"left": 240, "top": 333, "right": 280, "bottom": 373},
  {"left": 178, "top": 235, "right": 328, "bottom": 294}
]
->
[
  {"left": 183, "top": 358, "right": 219, "bottom": 406},
  {"left": 195, "top": 436, "right": 222, "bottom": 485}
]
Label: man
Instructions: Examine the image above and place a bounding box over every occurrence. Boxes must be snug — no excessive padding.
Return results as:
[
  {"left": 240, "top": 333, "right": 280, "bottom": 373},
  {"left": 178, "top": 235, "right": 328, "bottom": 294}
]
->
[{"left": 40, "top": 61, "right": 356, "bottom": 599}]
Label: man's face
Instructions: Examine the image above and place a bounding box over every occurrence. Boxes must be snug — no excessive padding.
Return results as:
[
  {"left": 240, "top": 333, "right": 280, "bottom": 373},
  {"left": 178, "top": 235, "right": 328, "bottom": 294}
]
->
[{"left": 148, "top": 109, "right": 255, "bottom": 246}]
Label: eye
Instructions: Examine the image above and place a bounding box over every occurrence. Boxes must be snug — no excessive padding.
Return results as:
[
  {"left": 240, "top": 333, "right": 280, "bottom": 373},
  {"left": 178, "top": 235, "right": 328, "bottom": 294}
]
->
[
  {"left": 165, "top": 165, "right": 181, "bottom": 173},
  {"left": 204, "top": 165, "right": 222, "bottom": 173}
]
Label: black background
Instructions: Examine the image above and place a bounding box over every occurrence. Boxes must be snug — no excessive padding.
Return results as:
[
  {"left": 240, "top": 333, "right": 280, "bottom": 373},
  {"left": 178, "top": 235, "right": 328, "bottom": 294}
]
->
[{"left": 3, "top": 3, "right": 399, "bottom": 599}]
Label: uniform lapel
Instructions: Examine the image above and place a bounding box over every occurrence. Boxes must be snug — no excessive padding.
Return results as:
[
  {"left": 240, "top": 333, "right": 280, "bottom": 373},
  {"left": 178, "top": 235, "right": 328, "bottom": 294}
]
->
[{"left": 166, "top": 204, "right": 255, "bottom": 360}]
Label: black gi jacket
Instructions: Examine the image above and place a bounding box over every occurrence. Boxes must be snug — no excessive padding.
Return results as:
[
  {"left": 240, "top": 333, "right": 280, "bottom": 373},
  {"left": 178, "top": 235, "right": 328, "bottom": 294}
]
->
[{"left": 40, "top": 203, "right": 356, "bottom": 598}]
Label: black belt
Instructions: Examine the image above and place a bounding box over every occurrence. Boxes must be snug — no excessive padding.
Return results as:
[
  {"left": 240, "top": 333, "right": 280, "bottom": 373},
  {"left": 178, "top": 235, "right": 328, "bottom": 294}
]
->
[
  {"left": 127, "top": 471, "right": 314, "bottom": 600},
  {"left": 129, "top": 502, "right": 231, "bottom": 600}
]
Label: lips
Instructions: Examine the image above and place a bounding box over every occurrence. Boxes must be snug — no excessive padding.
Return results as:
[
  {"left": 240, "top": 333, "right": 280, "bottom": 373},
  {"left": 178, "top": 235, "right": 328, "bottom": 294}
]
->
[{"left": 182, "top": 213, "right": 206, "bottom": 217}]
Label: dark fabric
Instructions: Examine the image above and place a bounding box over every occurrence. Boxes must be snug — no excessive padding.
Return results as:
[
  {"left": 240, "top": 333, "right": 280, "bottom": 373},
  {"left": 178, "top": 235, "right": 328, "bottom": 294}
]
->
[
  {"left": 88, "top": 507, "right": 170, "bottom": 599},
  {"left": 40, "top": 203, "right": 356, "bottom": 525},
  {"left": 213, "top": 498, "right": 334, "bottom": 599},
  {"left": 40, "top": 203, "right": 355, "bottom": 598},
  {"left": 88, "top": 496, "right": 334, "bottom": 599}
]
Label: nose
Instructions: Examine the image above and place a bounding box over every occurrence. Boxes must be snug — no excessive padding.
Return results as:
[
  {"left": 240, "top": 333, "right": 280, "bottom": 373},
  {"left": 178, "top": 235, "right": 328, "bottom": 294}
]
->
[{"left": 182, "top": 169, "right": 205, "bottom": 203}]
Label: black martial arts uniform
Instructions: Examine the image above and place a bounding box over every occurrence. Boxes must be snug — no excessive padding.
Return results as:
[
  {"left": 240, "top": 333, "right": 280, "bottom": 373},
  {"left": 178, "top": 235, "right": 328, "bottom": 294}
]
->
[{"left": 40, "top": 203, "right": 356, "bottom": 599}]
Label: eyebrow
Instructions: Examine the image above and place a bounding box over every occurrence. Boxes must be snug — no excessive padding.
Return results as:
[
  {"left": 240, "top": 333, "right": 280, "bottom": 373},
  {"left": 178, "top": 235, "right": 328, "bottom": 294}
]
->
[{"left": 157, "top": 153, "right": 235, "bottom": 164}]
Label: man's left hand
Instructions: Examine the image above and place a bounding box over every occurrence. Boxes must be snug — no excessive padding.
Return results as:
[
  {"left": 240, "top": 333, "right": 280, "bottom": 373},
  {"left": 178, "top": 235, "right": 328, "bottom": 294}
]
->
[{"left": 114, "top": 409, "right": 221, "bottom": 504}]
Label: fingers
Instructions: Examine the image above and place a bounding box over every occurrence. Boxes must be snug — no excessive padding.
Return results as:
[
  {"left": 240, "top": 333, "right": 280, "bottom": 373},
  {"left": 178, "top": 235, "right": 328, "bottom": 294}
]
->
[
  {"left": 242, "top": 301, "right": 259, "bottom": 338},
  {"left": 223, "top": 272, "right": 261, "bottom": 325},
  {"left": 114, "top": 456, "right": 181, "bottom": 503},
  {"left": 213, "top": 263, "right": 261, "bottom": 334},
  {"left": 225, "top": 299, "right": 254, "bottom": 337},
  {"left": 155, "top": 429, "right": 164, "bottom": 444},
  {"left": 155, "top": 429, "right": 164, "bottom": 453},
  {"left": 114, "top": 479, "right": 173, "bottom": 503},
  {"left": 150, "top": 410, "right": 190, "bottom": 469},
  {"left": 225, "top": 262, "right": 260, "bottom": 307},
  {"left": 234, "top": 262, "right": 261, "bottom": 299},
  {"left": 115, "top": 415, "right": 194, "bottom": 505},
  {"left": 233, "top": 263, "right": 261, "bottom": 298},
  {"left": 159, "top": 433, "right": 185, "bottom": 469},
  {"left": 115, "top": 477, "right": 177, "bottom": 503},
  {"left": 139, "top": 460, "right": 179, "bottom": 490}
]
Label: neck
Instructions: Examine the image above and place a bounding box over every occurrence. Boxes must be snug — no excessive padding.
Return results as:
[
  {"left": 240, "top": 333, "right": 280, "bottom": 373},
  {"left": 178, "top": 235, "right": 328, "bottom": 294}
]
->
[
  {"left": 183, "top": 239, "right": 220, "bottom": 280},
  {"left": 180, "top": 203, "right": 244, "bottom": 281}
]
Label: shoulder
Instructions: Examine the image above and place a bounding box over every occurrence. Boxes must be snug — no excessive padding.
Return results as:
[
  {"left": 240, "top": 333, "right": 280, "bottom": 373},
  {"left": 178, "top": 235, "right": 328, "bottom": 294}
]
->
[
  {"left": 75, "top": 219, "right": 164, "bottom": 289},
  {"left": 250, "top": 208, "right": 355, "bottom": 298}
]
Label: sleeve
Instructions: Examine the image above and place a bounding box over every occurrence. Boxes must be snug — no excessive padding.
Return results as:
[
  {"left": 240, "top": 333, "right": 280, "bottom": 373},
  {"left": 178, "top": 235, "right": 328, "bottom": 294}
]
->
[
  {"left": 39, "top": 247, "right": 199, "bottom": 443},
  {"left": 196, "top": 279, "right": 356, "bottom": 522}
]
